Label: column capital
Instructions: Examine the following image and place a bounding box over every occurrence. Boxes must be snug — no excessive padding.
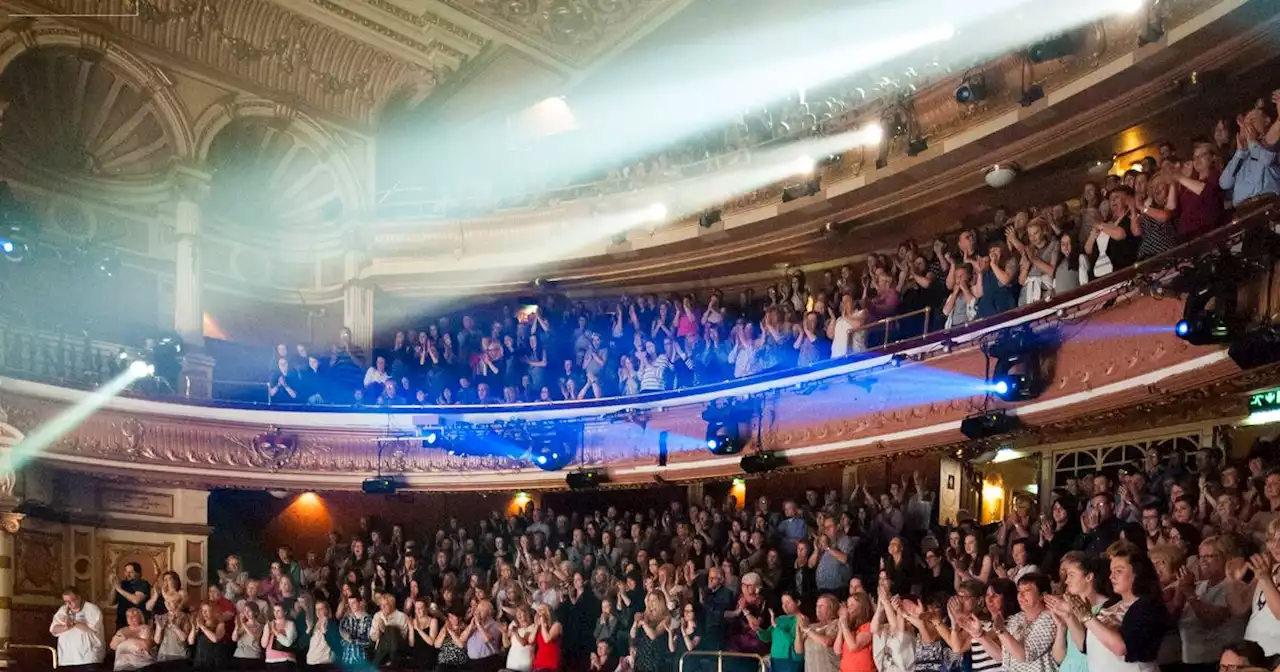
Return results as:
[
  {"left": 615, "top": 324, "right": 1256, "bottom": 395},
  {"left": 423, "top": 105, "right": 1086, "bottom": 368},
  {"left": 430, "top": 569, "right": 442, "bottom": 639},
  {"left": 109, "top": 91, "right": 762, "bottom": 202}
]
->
[{"left": 170, "top": 163, "right": 212, "bottom": 204}]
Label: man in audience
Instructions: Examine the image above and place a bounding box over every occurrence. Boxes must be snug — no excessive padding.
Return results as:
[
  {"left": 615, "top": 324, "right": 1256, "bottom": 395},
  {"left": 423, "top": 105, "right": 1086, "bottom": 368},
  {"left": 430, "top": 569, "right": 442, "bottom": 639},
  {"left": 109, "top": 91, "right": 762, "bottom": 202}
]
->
[
  {"left": 50, "top": 586, "right": 105, "bottom": 669},
  {"left": 1220, "top": 93, "right": 1280, "bottom": 205},
  {"left": 109, "top": 562, "right": 150, "bottom": 628}
]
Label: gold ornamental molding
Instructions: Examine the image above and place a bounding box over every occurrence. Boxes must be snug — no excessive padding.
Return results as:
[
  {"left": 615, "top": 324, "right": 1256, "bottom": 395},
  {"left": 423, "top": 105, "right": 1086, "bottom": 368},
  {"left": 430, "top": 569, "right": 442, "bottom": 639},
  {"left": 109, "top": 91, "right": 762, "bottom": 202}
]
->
[
  {"left": 0, "top": 0, "right": 450, "bottom": 126},
  {"left": 433, "top": 0, "right": 686, "bottom": 68}
]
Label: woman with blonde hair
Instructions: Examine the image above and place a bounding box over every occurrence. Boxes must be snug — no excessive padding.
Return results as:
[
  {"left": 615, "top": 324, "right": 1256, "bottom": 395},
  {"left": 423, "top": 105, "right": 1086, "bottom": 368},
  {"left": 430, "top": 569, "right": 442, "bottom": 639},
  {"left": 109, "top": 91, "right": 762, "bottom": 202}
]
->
[
  {"left": 504, "top": 604, "right": 537, "bottom": 672},
  {"left": 798, "top": 594, "right": 841, "bottom": 672},
  {"left": 110, "top": 607, "right": 154, "bottom": 671},
  {"left": 1245, "top": 517, "right": 1280, "bottom": 654},
  {"left": 153, "top": 595, "right": 191, "bottom": 664},
  {"left": 532, "top": 601, "right": 564, "bottom": 672},
  {"left": 1178, "top": 535, "right": 1249, "bottom": 668},
  {"left": 631, "top": 592, "right": 670, "bottom": 672}
]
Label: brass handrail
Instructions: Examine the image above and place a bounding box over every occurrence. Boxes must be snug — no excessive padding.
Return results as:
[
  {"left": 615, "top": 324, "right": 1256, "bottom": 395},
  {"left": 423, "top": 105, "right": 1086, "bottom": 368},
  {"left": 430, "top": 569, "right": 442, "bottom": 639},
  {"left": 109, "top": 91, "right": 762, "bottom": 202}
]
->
[
  {"left": 679, "top": 650, "right": 768, "bottom": 672},
  {"left": 836, "top": 305, "right": 933, "bottom": 354},
  {"left": 3, "top": 642, "right": 57, "bottom": 668}
]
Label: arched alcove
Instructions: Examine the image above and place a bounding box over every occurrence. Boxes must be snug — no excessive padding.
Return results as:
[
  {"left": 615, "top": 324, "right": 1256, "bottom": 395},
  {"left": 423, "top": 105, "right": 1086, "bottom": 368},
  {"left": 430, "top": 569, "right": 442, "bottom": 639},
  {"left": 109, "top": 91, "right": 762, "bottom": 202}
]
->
[
  {"left": 0, "top": 47, "right": 175, "bottom": 177},
  {"left": 205, "top": 118, "right": 344, "bottom": 231}
]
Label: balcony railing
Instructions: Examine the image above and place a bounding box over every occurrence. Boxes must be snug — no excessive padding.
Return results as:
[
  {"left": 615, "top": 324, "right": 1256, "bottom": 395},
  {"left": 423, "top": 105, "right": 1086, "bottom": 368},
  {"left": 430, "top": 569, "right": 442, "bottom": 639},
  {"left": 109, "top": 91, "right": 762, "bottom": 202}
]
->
[{"left": 0, "top": 323, "right": 136, "bottom": 389}]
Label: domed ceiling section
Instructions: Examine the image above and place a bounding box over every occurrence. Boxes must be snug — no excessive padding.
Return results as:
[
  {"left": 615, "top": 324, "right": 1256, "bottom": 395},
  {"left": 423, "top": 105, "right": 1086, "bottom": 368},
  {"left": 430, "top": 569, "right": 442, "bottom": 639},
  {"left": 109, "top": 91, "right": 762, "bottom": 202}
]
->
[
  {"left": 206, "top": 118, "right": 342, "bottom": 231},
  {"left": 0, "top": 47, "right": 174, "bottom": 178}
]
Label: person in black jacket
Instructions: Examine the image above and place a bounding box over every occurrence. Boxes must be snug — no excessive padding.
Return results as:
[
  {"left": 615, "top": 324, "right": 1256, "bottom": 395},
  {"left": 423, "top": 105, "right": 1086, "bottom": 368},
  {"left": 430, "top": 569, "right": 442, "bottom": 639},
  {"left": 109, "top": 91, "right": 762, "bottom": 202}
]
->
[{"left": 1080, "top": 491, "right": 1124, "bottom": 556}]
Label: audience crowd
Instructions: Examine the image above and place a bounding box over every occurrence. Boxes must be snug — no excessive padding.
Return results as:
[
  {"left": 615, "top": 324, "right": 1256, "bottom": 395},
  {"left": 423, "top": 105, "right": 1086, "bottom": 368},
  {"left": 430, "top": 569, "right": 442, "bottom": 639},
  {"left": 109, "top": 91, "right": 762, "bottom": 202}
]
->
[
  {"left": 262, "top": 90, "right": 1280, "bottom": 408},
  {"left": 51, "top": 437, "right": 1280, "bottom": 672}
]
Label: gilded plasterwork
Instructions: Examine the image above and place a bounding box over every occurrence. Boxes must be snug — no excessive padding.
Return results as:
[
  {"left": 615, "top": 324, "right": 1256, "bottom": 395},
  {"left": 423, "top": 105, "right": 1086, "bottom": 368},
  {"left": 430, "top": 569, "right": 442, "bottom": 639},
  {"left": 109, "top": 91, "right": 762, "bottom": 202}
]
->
[
  {"left": 15, "top": 529, "right": 65, "bottom": 596},
  {"left": 98, "top": 488, "right": 175, "bottom": 518},
  {"left": 5, "top": 0, "right": 449, "bottom": 125},
  {"left": 102, "top": 540, "right": 173, "bottom": 586},
  {"left": 435, "top": 0, "right": 681, "bottom": 67}
]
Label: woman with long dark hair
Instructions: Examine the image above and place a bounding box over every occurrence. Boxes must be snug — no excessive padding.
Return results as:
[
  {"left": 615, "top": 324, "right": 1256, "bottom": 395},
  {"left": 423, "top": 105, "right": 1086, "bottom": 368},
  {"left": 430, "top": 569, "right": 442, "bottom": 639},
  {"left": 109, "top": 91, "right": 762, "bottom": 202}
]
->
[
  {"left": 1076, "top": 542, "right": 1167, "bottom": 672},
  {"left": 1046, "top": 552, "right": 1112, "bottom": 672}
]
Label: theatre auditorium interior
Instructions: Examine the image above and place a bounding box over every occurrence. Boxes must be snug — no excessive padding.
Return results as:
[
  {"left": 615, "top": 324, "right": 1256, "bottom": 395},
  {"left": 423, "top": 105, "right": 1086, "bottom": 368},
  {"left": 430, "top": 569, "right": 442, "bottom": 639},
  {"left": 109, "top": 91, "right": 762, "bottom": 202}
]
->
[{"left": 6, "top": 0, "right": 1280, "bottom": 670}]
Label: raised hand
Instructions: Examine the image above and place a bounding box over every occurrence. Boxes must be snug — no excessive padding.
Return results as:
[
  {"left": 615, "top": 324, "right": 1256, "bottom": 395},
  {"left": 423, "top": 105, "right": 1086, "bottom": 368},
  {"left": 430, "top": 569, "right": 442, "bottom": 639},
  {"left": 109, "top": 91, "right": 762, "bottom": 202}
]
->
[
  {"left": 1251, "top": 553, "right": 1274, "bottom": 582},
  {"left": 1176, "top": 566, "right": 1196, "bottom": 595}
]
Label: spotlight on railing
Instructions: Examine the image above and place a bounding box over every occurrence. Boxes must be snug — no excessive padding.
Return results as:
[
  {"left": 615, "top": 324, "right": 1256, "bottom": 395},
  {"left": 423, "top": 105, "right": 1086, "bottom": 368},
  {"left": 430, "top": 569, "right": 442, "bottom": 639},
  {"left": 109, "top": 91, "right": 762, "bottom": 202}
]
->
[
  {"left": 566, "top": 469, "right": 606, "bottom": 490},
  {"left": 741, "top": 451, "right": 788, "bottom": 474},
  {"left": 955, "top": 71, "right": 987, "bottom": 104},
  {"left": 960, "top": 410, "right": 1020, "bottom": 440}
]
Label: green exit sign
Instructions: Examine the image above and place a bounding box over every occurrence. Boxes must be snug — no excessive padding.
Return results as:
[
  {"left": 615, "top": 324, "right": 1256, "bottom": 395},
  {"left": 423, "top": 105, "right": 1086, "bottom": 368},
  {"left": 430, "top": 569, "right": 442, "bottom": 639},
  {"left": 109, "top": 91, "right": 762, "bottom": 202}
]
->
[{"left": 1249, "top": 388, "right": 1280, "bottom": 413}]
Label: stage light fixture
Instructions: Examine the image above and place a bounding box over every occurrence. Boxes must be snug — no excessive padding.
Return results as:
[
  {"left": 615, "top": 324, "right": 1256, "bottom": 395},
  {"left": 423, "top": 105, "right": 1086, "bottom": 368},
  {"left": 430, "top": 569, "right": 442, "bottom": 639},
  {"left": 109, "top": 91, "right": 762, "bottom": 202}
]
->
[
  {"left": 94, "top": 248, "right": 121, "bottom": 278},
  {"left": 529, "top": 438, "right": 575, "bottom": 472},
  {"left": 1028, "top": 33, "right": 1078, "bottom": 63},
  {"left": 566, "top": 469, "right": 606, "bottom": 490},
  {"left": 1138, "top": 22, "right": 1164, "bottom": 46},
  {"left": 1177, "top": 283, "right": 1238, "bottom": 345},
  {"left": 990, "top": 373, "right": 1035, "bottom": 402},
  {"left": 645, "top": 203, "right": 668, "bottom": 222},
  {"left": 740, "top": 451, "right": 787, "bottom": 474},
  {"left": 906, "top": 138, "right": 929, "bottom": 157},
  {"left": 985, "top": 326, "right": 1048, "bottom": 402},
  {"left": 857, "top": 123, "right": 884, "bottom": 147},
  {"left": 954, "top": 73, "right": 987, "bottom": 104},
  {"left": 1229, "top": 325, "right": 1280, "bottom": 370},
  {"left": 421, "top": 429, "right": 450, "bottom": 451},
  {"left": 127, "top": 360, "right": 156, "bottom": 377},
  {"left": 0, "top": 237, "right": 27, "bottom": 263},
  {"left": 699, "top": 209, "right": 722, "bottom": 229},
  {"left": 706, "top": 422, "right": 746, "bottom": 456},
  {"left": 781, "top": 179, "right": 821, "bottom": 203},
  {"left": 1019, "top": 85, "right": 1045, "bottom": 107},
  {"left": 362, "top": 476, "right": 399, "bottom": 495},
  {"left": 960, "top": 410, "right": 1020, "bottom": 440}
]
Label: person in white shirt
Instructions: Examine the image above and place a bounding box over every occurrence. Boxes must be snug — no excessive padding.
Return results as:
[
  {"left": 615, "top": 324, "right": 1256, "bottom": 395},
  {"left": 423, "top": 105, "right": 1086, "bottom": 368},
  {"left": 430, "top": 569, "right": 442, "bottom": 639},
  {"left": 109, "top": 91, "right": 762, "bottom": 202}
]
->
[
  {"left": 49, "top": 586, "right": 106, "bottom": 668},
  {"left": 828, "top": 294, "right": 866, "bottom": 357},
  {"left": 371, "top": 592, "right": 410, "bottom": 665},
  {"left": 363, "top": 356, "right": 390, "bottom": 389}
]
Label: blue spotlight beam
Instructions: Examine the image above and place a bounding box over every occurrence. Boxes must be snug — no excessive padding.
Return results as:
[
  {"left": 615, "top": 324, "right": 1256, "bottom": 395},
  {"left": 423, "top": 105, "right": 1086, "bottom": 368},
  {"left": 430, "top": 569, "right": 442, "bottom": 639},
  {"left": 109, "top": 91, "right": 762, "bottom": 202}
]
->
[{"left": 3, "top": 366, "right": 153, "bottom": 474}]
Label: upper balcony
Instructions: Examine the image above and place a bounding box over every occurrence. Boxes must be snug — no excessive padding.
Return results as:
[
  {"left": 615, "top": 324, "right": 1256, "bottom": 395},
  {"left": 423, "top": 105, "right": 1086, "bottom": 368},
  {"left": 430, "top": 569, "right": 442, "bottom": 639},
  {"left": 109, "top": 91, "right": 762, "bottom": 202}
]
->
[
  {"left": 2, "top": 198, "right": 1278, "bottom": 492},
  {"left": 359, "top": 0, "right": 1277, "bottom": 298},
  {"left": 0, "top": 0, "right": 1275, "bottom": 309}
]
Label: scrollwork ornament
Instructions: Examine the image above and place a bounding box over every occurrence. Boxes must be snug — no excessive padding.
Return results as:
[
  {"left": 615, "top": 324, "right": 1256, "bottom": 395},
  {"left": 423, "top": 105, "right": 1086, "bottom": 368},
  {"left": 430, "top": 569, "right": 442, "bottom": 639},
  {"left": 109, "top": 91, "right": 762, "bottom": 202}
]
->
[
  {"left": 120, "top": 418, "right": 146, "bottom": 458},
  {"left": 0, "top": 513, "right": 22, "bottom": 534}
]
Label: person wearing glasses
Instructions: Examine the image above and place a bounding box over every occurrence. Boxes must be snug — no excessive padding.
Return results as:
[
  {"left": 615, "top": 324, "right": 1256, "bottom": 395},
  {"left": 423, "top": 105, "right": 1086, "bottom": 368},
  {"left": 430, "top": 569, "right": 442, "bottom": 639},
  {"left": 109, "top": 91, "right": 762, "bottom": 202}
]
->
[{"left": 1176, "top": 537, "right": 1249, "bottom": 672}]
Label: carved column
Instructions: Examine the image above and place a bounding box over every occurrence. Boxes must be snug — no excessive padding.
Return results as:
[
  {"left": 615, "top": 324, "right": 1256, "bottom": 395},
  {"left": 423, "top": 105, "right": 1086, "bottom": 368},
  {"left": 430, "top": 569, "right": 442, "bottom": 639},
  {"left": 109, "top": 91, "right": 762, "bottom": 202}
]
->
[
  {"left": 342, "top": 249, "right": 374, "bottom": 354},
  {"left": 171, "top": 166, "right": 215, "bottom": 397},
  {"left": 686, "top": 482, "right": 704, "bottom": 508},
  {"left": 0, "top": 468, "right": 22, "bottom": 669}
]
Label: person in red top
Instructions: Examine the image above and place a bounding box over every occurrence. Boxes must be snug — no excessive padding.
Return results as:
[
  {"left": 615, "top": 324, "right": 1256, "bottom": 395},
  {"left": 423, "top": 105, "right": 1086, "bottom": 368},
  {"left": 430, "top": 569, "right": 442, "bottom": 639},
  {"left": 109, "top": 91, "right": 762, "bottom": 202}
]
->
[
  {"left": 205, "top": 584, "right": 236, "bottom": 641},
  {"left": 532, "top": 602, "right": 563, "bottom": 672},
  {"left": 1172, "top": 139, "right": 1226, "bottom": 239},
  {"left": 834, "top": 591, "right": 875, "bottom": 672}
]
